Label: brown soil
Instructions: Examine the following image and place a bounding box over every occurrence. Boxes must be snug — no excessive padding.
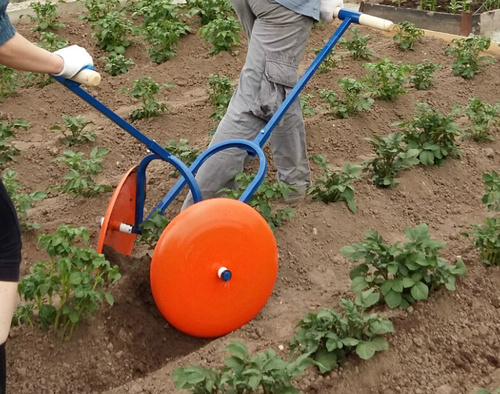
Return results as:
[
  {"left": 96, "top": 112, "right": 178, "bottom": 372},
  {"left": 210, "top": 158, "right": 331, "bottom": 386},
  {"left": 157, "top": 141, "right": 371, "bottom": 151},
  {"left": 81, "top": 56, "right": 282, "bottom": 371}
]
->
[{"left": 2, "top": 9, "right": 500, "bottom": 394}]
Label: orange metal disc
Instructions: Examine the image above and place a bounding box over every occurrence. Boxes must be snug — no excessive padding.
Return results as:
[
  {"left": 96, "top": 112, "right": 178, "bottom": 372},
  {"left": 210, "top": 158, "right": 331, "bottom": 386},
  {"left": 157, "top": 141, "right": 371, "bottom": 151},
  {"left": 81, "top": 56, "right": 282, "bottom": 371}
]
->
[
  {"left": 97, "top": 166, "right": 138, "bottom": 256},
  {"left": 150, "top": 198, "right": 278, "bottom": 338}
]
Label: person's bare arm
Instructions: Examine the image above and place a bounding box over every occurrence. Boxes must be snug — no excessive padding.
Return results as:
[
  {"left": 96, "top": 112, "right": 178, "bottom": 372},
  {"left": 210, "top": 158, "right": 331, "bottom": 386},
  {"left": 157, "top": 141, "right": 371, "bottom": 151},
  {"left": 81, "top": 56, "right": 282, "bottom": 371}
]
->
[{"left": 0, "top": 32, "right": 63, "bottom": 74}]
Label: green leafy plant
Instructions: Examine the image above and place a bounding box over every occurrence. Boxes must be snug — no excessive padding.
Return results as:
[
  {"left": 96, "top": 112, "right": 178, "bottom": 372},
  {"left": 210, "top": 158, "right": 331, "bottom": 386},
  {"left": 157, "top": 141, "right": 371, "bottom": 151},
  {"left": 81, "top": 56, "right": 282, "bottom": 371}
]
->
[
  {"left": 199, "top": 17, "right": 241, "bottom": 55},
  {"left": 475, "top": 388, "right": 500, "bottom": 394},
  {"left": 11, "top": 304, "right": 34, "bottom": 328},
  {"left": 445, "top": 35, "right": 494, "bottom": 79},
  {"left": 2, "top": 169, "right": 46, "bottom": 230},
  {"left": 393, "top": 21, "right": 424, "bottom": 51},
  {"left": 38, "top": 31, "right": 68, "bottom": 52},
  {"left": 185, "top": 0, "right": 233, "bottom": 25},
  {"left": 164, "top": 138, "right": 200, "bottom": 177},
  {"left": 363, "top": 132, "right": 419, "bottom": 188},
  {"left": 0, "top": 119, "right": 29, "bottom": 167},
  {"left": 462, "top": 217, "right": 500, "bottom": 266},
  {"left": 339, "top": 27, "right": 374, "bottom": 60},
  {"left": 121, "top": 77, "right": 174, "bottom": 121},
  {"left": 312, "top": 47, "right": 340, "bottom": 73},
  {"left": 307, "top": 155, "right": 362, "bottom": 212},
  {"left": 453, "top": 97, "right": 500, "bottom": 142},
  {"left": 136, "top": 209, "right": 170, "bottom": 250},
  {"left": 103, "top": 54, "right": 134, "bottom": 76},
  {"left": 16, "top": 225, "right": 121, "bottom": 339},
  {"left": 318, "top": 77, "right": 373, "bottom": 119},
  {"left": 80, "top": 0, "right": 121, "bottom": 22},
  {"left": 482, "top": 171, "right": 500, "bottom": 212},
  {"left": 26, "top": 0, "right": 65, "bottom": 31},
  {"left": 393, "top": 102, "right": 462, "bottom": 166},
  {"left": 53, "top": 147, "right": 112, "bottom": 197},
  {"left": 51, "top": 114, "right": 97, "bottom": 146},
  {"left": 219, "top": 172, "right": 295, "bottom": 230},
  {"left": 290, "top": 297, "right": 394, "bottom": 373},
  {"left": 172, "top": 341, "right": 312, "bottom": 393},
  {"left": 419, "top": 0, "right": 437, "bottom": 11},
  {"left": 208, "top": 73, "right": 235, "bottom": 122},
  {"left": 410, "top": 60, "right": 441, "bottom": 90},
  {"left": 363, "top": 58, "right": 412, "bottom": 101},
  {"left": 91, "top": 11, "right": 132, "bottom": 55},
  {"left": 0, "top": 65, "right": 21, "bottom": 99},
  {"left": 343, "top": 223, "right": 467, "bottom": 309},
  {"left": 447, "top": 0, "right": 472, "bottom": 13},
  {"left": 300, "top": 94, "right": 316, "bottom": 116}
]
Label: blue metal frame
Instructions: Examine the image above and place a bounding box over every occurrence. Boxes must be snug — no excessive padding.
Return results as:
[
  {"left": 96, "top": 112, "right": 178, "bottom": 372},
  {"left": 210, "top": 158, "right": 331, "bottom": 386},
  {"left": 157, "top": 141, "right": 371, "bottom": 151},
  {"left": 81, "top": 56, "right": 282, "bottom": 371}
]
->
[{"left": 54, "top": 9, "right": 362, "bottom": 232}]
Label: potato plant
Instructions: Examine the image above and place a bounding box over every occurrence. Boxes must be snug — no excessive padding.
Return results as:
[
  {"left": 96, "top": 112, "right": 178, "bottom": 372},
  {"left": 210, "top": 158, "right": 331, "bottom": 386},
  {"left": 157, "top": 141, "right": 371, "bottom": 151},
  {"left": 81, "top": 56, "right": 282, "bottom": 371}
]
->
[
  {"left": 453, "top": 97, "right": 500, "bottom": 142},
  {"left": 53, "top": 147, "right": 112, "bottom": 197},
  {"left": 185, "top": 0, "right": 233, "bottom": 25},
  {"left": 0, "top": 119, "right": 28, "bottom": 167},
  {"left": 343, "top": 223, "right": 467, "bottom": 309},
  {"left": 393, "top": 102, "right": 461, "bottom": 166},
  {"left": 290, "top": 297, "right": 394, "bottom": 373},
  {"left": 172, "top": 341, "right": 312, "bottom": 393},
  {"left": 363, "top": 132, "right": 419, "bottom": 188},
  {"left": 363, "top": 58, "right": 412, "bottom": 102},
  {"left": 410, "top": 60, "right": 441, "bottom": 90},
  {"left": 91, "top": 11, "right": 132, "bottom": 55},
  {"left": 312, "top": 47, "right": 341, "bottom": 73},
  {"left": 300, "top": 94, "right": 316, "bottom": 116},
  {"left": 163, "top": 138, "right": 200, "bottom": 177},
  {"left": 0, "top": 65, "right": 21, "bottom": 99},
  {"left": 393, "top": 21, "right": 424, "bottom": 51},
  {"left": 80, "top": 0, "right": 121, "bottom": 22},
  {"left": 199, "top": 16, "right": 241, "bottom": 55},
  {"left": 219, "top": 172, "right": 295, "bottom": 230},
  {"left": 318, "top": 77, "right": 373, "bottom": 119},
  {"left": 445, "top": 35, "right": 494, "bottom": 79},
  {"left": 208, "top": 73, "right": 235, "bottom": 123},
  {"left": 339, "top": 26, "right": 374, "bottom": 60},
  {"left": 136, "top": 209, "right": 170, "bottom": 250},
  {"left": 482, "top": 170, "right": 500, "bottom": 212},
  {"left": 51, "top": 114, "right": 97, "bottom": 146},
  {"left": 15, "top": 226, "right": 121, "bottom": 339},
  {"left": 103, "top": 54, "right": 134, "bottom": 76},
  {"left": 26, "top": 0, "right": 65, "bottom": 31},
  {"left": 462, "top": 217, "right": 500, "bottom": 267},
  {"left": 307, "top": 155, "right": 363, "bottom": 213}
]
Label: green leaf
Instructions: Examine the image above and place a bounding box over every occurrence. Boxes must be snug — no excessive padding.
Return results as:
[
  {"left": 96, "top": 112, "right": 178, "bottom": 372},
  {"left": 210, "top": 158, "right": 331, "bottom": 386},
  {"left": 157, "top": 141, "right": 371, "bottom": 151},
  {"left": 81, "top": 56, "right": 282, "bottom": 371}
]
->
[
  {"left": 351, "top": 275, "right": 368, "bottom": 292},
  {"left": 419, "top": 150, "right": 434, "bottom": 165},
  {"left": 355, "top": 341, "right": 376, "bottom": 360},
  {"left": 384, "top": 290, "right": 403, "bottom": 308},
  {"left": 411, "top": 281, "right": 429, "bottom": 300}
]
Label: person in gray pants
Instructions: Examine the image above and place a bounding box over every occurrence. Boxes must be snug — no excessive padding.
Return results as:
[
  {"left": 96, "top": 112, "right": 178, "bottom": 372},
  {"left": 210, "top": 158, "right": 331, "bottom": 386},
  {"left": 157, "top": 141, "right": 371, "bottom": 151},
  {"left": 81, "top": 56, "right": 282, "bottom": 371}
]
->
[{"left": 182, "top": 0, "right": 343, "bottom": 209}]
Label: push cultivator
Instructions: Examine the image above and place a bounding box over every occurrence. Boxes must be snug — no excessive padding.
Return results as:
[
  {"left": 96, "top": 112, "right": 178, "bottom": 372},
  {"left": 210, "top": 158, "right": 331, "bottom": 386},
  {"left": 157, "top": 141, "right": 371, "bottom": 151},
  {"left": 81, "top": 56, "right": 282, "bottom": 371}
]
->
[{"left": 56, "top": 9, "right": 395, "bottom": 338}]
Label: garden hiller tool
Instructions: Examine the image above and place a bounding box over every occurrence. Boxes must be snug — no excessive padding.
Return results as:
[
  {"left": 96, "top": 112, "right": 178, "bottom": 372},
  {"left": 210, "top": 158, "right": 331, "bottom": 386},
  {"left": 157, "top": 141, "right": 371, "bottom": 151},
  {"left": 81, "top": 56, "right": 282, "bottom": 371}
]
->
[{"left": 55, "top": 9, "right": 395, "bottom": 338}]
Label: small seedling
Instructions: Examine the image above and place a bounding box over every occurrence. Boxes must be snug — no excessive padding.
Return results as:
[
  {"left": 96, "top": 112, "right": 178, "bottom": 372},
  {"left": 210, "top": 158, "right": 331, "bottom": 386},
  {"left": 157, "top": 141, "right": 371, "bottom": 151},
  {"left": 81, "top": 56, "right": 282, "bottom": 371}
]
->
[
  {"left": 199, "top": 17, "right": 241, "bottom": 55},
  {"left": 51, "top": 114, "right": 96, "bottom": 146},
  {"left": 2, "top": 169, "right": 46, "bottom": 230},
  {"left": 0, "top": 119, "right": 29, "bottom": 167},
  {"left": 300, "top": 94, "right": 316, "bottom": 116},
  {"left": 339, "top": 27, "right": 374, "bottom": 60},
  {"left": 318, "top": 77, "right": 373, "bottom": 119},
  {"left": 38, "top": 32, "right": 68, "bottom": 52},
  {"left": 482, "top": 171, "right": 500, "bottom": 211},
  {"left": 219, "top": 172, "right": 295, "bottom": 230},
  {"left": 290, "top": 297, "right": 394, "bottom": 373},
  {"left": 445, "top": 35, "right": 494, "bottom": 79},
  {"left": 208, "top": 73, "right": 235, "bottom": 122},
  {"left": 53, "top": 147, "right": 112, "bottom": 197},
  {"left": 312, "top": 47, "right": 340, "bottom": 73},
  {"left": 462, "top": 217, "right": 500, "bottom": 266},
  {"left": 172, "top": 341, "right": 312, "bottom": 393},
  {"left": 121, "top": 77, "right": 174, "bottom": 121},
  {"left": 163, "top": 138, "right": 200, "bottom": 177},
  {"left": 307, "top": 155, "right": 363, "bottom": 212},
  {"left": 453, "top": 97, "right": 500, "bottom": 142},
  {"left": 363, "top": 58, "right": 412, "bottom": 101},
  {"left": 16, "top": 225, "right": 121, "bottom": 339},
  {"left": 343, "top": 223, "right": 467, "bottom": 309},
  {"left": 410, "top": 60, "right": 442, "bottom": 90},
  {"left": 393, "top": 102, "right": 461, "bottom": 166},
  {"left": 393, "top": 21, "right": 424, "bottom": 51},
  {"left": 363, "top": 132, "right": 419, "bottom": 188},
  {"left": 26, "top": 0, "right": 65, "bottom": 31},
  {"left": 80, "top": 0, "right": 121, "bottom": 21},
  {"left": 103, "top": 54, "right": 134, "bottom": 76}
]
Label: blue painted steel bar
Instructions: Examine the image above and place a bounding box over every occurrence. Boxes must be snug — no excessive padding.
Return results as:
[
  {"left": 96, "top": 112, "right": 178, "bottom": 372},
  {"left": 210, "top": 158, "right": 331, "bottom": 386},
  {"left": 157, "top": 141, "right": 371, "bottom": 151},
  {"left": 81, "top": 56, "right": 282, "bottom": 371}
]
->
[
  {"left": 253, "top": 13, "right": 356, "bottom": 149},
  {"left": 52, "top": 76, "right": 203, "bottom": 206}
]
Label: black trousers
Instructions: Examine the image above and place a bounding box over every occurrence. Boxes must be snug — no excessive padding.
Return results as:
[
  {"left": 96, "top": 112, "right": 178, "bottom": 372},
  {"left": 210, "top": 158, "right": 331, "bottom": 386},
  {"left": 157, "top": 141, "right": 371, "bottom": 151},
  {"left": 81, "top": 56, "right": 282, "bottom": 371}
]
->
[{"left": 0, "top": 179, "right": 21, "bottom": 282}]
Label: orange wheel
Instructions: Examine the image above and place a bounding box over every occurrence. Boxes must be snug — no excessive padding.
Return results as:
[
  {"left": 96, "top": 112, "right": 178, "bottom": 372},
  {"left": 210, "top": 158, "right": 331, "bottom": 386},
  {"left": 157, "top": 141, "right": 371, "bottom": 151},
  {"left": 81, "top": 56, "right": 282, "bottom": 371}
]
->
[
  {"left": 97, "top": 166, "right": 139, "bottom": 256},
  {"left": 150, "top": 198, "right": 278, "bottom": 338}
]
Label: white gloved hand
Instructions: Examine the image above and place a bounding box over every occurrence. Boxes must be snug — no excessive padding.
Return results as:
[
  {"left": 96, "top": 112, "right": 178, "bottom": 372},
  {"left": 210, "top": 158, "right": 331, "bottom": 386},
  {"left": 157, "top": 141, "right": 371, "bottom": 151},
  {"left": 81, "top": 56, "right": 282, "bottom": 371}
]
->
[
  {"left": 320, "top": 0, "right": 344, "bottom": 23},
  {"left": 53, "top": 45, "right": 93, "bottom": 79}
]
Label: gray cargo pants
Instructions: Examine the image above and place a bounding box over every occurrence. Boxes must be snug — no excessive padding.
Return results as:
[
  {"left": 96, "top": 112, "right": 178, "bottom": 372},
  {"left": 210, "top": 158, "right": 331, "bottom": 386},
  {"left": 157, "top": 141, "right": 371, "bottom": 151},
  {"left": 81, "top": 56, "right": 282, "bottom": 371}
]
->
[{"left": 182, "top": 0, "right": 314, "bottom": 209}]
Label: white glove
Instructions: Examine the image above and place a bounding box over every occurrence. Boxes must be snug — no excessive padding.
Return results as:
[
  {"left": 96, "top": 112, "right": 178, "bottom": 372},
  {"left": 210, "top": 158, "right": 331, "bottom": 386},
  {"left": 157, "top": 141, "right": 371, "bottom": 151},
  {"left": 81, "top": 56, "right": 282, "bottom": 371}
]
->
[
  {"left": 320, "top": 0, "right": 344, "bottom": 23},
  {"left": 53, "top": 45, "right": 93, "bottom": 79}
]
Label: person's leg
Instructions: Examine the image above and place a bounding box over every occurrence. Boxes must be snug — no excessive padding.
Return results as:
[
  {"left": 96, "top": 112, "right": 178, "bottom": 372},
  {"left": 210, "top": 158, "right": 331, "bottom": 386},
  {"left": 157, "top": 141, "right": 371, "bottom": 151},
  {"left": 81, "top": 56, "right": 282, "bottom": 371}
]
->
[
  {"left": 183, "top": 0, "right": 314, "bottom": 209},
  {"left": 0, "top": 180, "right": 22, "bottom": 394}
]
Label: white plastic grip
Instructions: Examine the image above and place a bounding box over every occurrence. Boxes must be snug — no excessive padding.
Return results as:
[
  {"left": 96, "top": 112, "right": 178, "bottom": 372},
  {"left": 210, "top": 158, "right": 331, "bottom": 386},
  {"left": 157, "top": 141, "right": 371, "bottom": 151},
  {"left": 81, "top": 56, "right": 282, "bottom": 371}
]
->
[
  {"left": 69, "top": 69, "right": 101, "bottom": 86},
  {"left": 333, "top": 8, "right": 395, "bottom": 31}
]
